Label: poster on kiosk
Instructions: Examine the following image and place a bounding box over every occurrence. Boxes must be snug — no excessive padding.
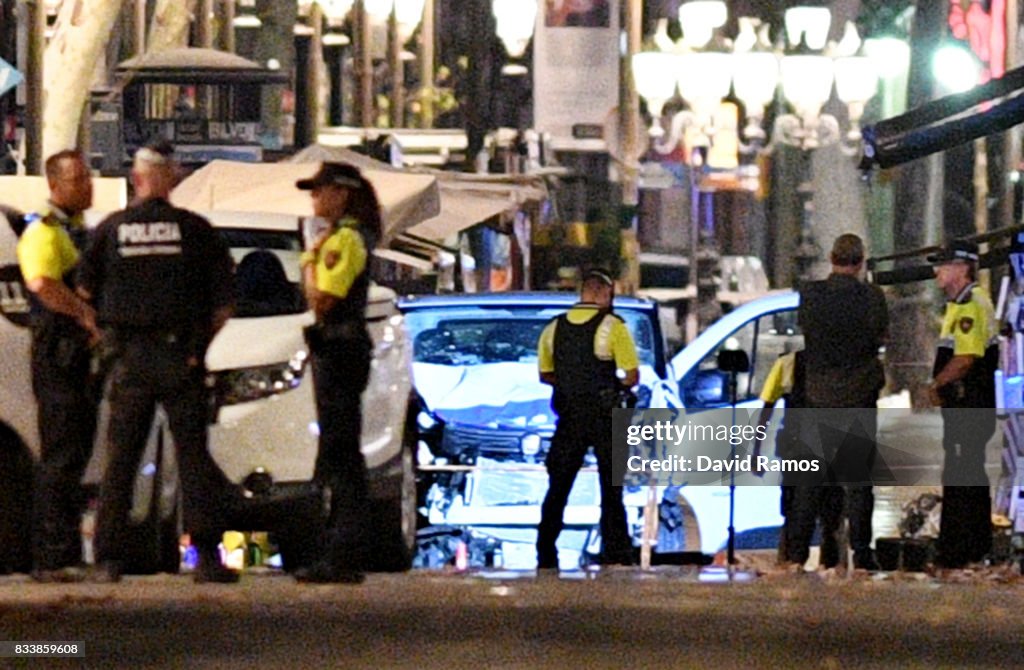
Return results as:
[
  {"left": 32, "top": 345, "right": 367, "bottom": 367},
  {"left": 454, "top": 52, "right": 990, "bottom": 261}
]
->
[{"left": 533, "top": 0, "right": 620, "bottom": 150}]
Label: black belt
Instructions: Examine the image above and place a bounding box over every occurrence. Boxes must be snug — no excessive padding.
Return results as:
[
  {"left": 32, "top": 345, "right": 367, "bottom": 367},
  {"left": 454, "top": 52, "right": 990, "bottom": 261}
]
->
[
  {"left": 315, "top": 321, "right": 365, "bottom": 340},
  {"left": 110, "top": 327, "right": 185, "bottom": 345}
]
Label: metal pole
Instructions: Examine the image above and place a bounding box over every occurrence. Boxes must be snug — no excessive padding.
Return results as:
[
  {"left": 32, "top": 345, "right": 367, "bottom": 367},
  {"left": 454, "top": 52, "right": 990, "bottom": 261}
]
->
[
  {"left": 419, "top": 0, "right": 434, "bottom": 128},
  {"left": 25, "top": 0, "right": 45, "bottom": 174},
  {"left": 306, "top": 1, "right": 323, "bottom": 144},
  {"left": 974, "top": 137, "right": 989, "bottom": 295},
  {"left": 133, "top": 0, "right": 147, "bottom": 56},
  {"left": 355, "top": 0, "right": 374, "bottom": 127},
  {"left": 685, "top": 151, "right": 700, "bottom": 343},
  {"left": 222, "top": 0, "right": 236, "bottom": 53},
  {"left": 388, "top": 6, "right": 403, "bottom": 128},
  {"left": 619, "top": 0, "right": 641, "bottom": 208},
  {"left": 619, "top": 0, "right": 642, "bottom": 295},
  {"left": 1004, "top": 0, "right": 1020, "bottom": 229},
  {"left": 197, "top": 0, "right": 214, "bottom": 48}
]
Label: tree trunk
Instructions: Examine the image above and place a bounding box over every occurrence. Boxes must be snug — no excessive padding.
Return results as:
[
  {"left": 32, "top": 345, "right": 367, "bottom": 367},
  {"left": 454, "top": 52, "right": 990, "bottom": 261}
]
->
[
  {"left": 252, "top": 0, "right": 295, "bottom": 150},
  {"left": 42, "top": 0, "right": 126, "bottom": 161},
  {"left": 148, "top": 0, "right": 196, "bottom": 54},
  {"left": 886, "top": 0, "right": 949, "bottom": 403}
]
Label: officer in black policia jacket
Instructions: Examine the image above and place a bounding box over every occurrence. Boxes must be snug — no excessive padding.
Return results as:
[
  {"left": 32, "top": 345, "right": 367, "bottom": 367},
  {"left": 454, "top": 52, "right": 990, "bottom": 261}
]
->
[
  {"left": 536, "top": 269, "right": 639, "bottom": 570},
  {"left": 78, "top": 142, "right": 239, "bottom": 583},
  {"left": 16, "top": 149, "right": 101, "bottom": 582}
]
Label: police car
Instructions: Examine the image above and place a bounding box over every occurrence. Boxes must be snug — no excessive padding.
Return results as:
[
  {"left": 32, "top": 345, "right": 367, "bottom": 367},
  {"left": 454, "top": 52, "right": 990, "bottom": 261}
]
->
[
  {"left": 0, "top": 206, "right": 417, "bottom": 573},
  {"left": 403, "top": 291, "right": 800, "bottom": 569}
]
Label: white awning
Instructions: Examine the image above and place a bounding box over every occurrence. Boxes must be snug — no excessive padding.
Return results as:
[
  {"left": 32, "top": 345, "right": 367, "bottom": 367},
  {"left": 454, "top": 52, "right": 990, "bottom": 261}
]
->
[{"left": 171, "top": 159, "right": 440, "bottom": 243}]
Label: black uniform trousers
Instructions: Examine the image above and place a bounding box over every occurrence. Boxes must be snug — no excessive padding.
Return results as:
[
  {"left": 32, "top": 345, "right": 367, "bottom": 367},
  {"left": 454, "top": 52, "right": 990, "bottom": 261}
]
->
[
  {"left": 309, "top": 329, "right": 372, "bottom": 569},
  {"left": 537, "top": 406, "right": 631, "bottom": 567},
  {"left": 30, "top": 330, "right": 97, "bottom": 570},
  {"left": 938, "top": 409, "right": 993, "bottom": 568},
  {"left": 95, "top": 336, "right": 232, "bottom": 562},
  {"left": 786, "top": 408, "right": 877, "bottom": 566}
]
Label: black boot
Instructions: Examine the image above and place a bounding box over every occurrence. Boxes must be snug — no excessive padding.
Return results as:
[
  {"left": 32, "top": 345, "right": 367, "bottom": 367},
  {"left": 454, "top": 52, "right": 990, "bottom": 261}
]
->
[
  {"left": 294, "top": 560, "right": 364, "bottom": 584},
  {"left": 194, "top": 548, "right": 239, "bottom": 584}
]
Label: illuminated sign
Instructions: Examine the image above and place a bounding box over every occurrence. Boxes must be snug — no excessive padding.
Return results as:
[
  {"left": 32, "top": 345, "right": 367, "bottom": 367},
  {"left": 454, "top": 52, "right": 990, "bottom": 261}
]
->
[{"left": 948, "top": 0, "right": 1006, "bottom": 82}]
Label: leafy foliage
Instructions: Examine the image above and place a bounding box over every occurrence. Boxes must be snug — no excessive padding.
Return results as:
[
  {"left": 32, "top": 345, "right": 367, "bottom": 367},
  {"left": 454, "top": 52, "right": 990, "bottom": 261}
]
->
[{"left": 857, "top": 0, "right": 916, "bottom": 39}]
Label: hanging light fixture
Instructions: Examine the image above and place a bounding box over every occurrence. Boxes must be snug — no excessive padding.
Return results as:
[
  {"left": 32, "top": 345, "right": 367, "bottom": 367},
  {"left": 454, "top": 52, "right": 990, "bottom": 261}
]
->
[
  {"left": 631, "top": 51, "right": 680, "bottom": 136},
  {"left": 365, "top": 0, "right": 426, "bottom": 40},
  {"left": 832, "top": 25, "right": 878, "bottom": 141},
  {"left": 732, "top": 18, "right": 779, "bottom": 142},
  {"left": 677, "top": 0, "right": 727, "bottom": 49},
  {"left": 317, "top": 0, "right": 355, "bottom": 22},
  {"left": 233, "top": 0, "right": 262, "bottom": 28},
  {"left": 784, "top": 5, "right": 831, "bottom": 51},
  {"left": 492, "top": 0, "right": 538, "bottom": 58}
]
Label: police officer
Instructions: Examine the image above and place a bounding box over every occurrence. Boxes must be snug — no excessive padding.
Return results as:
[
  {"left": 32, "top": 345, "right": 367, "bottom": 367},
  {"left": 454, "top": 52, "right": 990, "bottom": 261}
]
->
[
  {"left": 536, "top": 269, "right": 639, "bottom": 569},
  {"left": 17, "top": 149, "right": 100, "bottom": 582},
  {"left": 78, "top": 143, "right": 238, "bottom": 583},
  {"left": 293, "top": 162, "right": 381, "bottom": 584},
  {"left": 758, "top": 351, "right": 845, "bottom": 570},
  {"left": 928, "top": 240, "right": 997, "bottom": 570}
]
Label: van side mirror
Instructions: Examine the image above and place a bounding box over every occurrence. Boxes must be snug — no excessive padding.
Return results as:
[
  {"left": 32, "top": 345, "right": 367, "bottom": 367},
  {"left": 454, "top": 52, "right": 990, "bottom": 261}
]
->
[{"left": 682, "top": 369, "right": 728, "bottom": 407}]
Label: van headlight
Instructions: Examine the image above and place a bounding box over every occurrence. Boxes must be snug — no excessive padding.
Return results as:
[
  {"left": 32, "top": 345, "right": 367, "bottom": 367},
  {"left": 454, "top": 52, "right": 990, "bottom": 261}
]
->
[
  {"left": 417, "top": 411, "right": 438, "bottom": 431},
  {"left": 520, "top": 432, "right": 542, "bottom": 457},
  {"left": 215, "top": 351, "right": 308, "bottom": 406}
]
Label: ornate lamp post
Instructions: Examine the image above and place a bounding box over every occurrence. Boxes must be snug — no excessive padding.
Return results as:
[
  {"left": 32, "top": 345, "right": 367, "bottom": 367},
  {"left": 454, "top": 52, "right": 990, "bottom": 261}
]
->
[{"left": 630, "top": 1, "right": 881, "bottom": 302}]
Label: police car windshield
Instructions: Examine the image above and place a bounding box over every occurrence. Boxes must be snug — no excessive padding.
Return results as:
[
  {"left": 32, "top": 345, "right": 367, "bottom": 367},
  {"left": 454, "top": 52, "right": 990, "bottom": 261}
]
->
[
  {"left": 405, "top": 306, "right": 657, "bottom": 368},
  {"left": 217, "top": 228, "right": 305, "bottom": 318}
]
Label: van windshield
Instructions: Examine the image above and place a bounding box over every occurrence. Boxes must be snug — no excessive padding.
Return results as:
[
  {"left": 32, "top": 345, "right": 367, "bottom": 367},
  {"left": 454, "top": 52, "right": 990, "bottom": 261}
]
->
[
  {"left": 217, "top": 228, "right": 305, "bottom": 318},
  {"left": 404, "top": 305, "right": 658, "bottom": 369}
]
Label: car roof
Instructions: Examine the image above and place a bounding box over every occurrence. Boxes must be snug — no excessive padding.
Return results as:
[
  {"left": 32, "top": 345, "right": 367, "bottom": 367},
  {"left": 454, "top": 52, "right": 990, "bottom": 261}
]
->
[
  {"left": 199, "top": 210, "right": 301, "bottom": 232},
  {"left": 398, "top": 291, "right": 658, "bottom": 312}
]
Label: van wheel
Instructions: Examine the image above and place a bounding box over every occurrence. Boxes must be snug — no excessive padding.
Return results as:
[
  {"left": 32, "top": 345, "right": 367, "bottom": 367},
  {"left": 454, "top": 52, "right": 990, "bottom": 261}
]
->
[
  {"left": 364, "top": 445, "right": 417, "bottom": 572},
  {"left": 364, "top": 404, "right": 418, "bottom": 572}
]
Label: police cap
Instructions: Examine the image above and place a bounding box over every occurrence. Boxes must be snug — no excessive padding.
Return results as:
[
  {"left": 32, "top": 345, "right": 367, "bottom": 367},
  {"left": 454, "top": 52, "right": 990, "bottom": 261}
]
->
[
  {"left": 296, "top": 162, "right": 363, "bottom": 190},
  {"left": 927, "top": 239, "right": 979, "bottom": 265},
  {"left": 583, "top": 268, "right": 614, "bottom": 287}
]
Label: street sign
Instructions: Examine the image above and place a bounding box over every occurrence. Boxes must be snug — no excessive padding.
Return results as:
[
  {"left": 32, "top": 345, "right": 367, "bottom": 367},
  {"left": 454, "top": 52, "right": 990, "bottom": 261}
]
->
[{"left": 0, "top": 58, "right": 24, "bottom": 98}]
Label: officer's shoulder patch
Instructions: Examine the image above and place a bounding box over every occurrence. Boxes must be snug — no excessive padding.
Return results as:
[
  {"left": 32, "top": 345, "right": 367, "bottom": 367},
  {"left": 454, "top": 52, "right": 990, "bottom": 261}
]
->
[
  {"left": 959, "top": 316, "right": 974, "bottom": 334},
  {"left": 324, "top": 250, "right": 340, "bottom": 270}
]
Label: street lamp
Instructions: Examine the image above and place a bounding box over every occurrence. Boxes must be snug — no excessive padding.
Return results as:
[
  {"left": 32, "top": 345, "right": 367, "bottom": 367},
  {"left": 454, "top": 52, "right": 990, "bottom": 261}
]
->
[
  {"left": 933, "top": 42, "right": 983, "bottom": 94},
  {"left": 630, "top": 2, "right": 881, "bottom": 298}
]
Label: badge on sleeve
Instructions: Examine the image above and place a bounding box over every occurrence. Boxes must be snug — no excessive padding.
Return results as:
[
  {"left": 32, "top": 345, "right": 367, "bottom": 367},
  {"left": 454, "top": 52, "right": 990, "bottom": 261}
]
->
[
  {"left": 324, "top": 251, "right": 340, "bottom": 270},
  {"left": 959, "top": 317, "right": 974, "bottom": 334}
]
